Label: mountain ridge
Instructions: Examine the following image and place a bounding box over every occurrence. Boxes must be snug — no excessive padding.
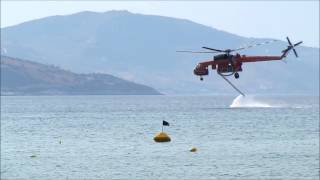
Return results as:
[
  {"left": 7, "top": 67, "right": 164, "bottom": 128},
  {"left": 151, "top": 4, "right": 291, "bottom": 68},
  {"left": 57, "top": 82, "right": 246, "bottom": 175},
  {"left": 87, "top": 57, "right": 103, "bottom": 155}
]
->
[{"left": 1, "top": 10, "right": 318, "bottom": 95}]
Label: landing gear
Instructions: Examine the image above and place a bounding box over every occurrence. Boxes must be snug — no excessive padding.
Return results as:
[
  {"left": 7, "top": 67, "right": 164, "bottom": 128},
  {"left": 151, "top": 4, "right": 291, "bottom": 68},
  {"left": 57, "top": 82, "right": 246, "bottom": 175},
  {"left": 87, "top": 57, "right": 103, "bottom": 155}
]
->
[
  {"left": 234, "top": 72, "right": 239, "bottom": 79},
  {"left": 200, "top": 76, "right": 204, "bottom": 81}
]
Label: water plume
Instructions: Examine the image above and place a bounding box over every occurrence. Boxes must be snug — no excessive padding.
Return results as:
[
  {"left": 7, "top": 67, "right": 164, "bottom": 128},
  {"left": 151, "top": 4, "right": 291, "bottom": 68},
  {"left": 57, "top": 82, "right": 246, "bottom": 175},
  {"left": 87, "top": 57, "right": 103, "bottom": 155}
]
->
[{"left": 230, "top": 95, "right": 272, "bottom": 108}]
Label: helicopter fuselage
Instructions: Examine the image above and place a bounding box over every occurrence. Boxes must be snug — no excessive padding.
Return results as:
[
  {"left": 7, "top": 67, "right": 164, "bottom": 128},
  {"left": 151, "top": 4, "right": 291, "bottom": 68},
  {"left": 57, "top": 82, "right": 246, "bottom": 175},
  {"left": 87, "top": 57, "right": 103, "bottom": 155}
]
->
[
  {"left": 193, "top": 53, "right": 282, "bottom": 78},
  {"left": 194, "top": 53, "right": 242, "bottom": 76}
]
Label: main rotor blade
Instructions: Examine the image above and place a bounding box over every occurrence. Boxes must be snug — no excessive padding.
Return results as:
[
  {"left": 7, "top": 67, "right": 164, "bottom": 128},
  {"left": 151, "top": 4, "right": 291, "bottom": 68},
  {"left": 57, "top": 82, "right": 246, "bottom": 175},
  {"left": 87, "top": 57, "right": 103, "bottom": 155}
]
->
[
  {"left": 176, "top": 50, "right": 218, "bottom": 54},
  {"left": 231, "top": 39, "right": 278, "bottom": 52},
  {"left": 202, "top": 47, "right": 224, "bottom": 52}
]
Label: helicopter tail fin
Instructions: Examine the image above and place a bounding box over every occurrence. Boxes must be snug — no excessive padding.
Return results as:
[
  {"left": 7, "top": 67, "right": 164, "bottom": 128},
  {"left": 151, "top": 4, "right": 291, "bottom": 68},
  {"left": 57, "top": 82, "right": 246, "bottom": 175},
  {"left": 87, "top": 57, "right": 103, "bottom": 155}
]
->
[{"left": 281, "top": 37, "right": 303, "bottom": 59}]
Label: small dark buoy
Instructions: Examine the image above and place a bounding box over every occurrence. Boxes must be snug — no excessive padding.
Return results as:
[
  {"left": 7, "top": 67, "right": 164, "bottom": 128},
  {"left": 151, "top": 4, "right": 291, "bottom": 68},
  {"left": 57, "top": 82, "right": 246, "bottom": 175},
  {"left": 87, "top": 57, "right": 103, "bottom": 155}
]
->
[
  {"left": 190, "top": 147, "right": 197, "bottom": 152},
  {"left": 30, "top": 155, "right": 37, "bottom": 158},
  {"left": 154, "top": 132, "right": 171, "bottom": 142}
]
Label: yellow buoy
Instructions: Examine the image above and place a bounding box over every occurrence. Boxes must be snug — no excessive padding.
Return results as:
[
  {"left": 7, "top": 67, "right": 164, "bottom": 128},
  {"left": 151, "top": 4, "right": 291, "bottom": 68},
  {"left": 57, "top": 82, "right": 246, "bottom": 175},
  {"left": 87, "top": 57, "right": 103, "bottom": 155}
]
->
[
  {"left": 190, "top": 147, "right": 197, "bottom": 152},
  {"left": 154, "top": 132, "right": 171, "bottom": 142}
]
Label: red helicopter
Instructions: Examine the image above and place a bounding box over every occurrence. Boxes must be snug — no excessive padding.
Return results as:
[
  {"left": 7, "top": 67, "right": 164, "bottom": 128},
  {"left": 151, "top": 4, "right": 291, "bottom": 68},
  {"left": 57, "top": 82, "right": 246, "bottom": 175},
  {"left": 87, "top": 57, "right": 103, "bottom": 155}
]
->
[{"left": 178, "top": 37, "right": 303, "bottom": 95}]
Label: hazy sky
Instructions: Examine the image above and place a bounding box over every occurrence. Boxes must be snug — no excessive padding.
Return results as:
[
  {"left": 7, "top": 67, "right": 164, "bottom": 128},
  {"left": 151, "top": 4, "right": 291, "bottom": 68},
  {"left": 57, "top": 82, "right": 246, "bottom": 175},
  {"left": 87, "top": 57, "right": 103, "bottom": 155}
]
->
[{"left": 1, "top": 1, "right": 319, "bottom": 47}]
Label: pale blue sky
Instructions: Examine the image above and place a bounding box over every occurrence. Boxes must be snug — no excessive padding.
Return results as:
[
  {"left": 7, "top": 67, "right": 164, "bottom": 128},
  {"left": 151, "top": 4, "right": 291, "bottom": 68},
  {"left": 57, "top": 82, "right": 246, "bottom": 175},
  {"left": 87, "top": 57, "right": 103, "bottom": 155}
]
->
[{"left": 1, "top": 1, "right": 319, "bottom": 47}]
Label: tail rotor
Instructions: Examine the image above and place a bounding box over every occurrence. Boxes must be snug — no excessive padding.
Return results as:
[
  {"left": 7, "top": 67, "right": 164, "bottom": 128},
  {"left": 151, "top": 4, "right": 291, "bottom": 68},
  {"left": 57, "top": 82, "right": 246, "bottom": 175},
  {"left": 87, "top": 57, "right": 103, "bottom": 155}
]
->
[{"left": 282, "top": 37, "right": 303, "bottom": 58}]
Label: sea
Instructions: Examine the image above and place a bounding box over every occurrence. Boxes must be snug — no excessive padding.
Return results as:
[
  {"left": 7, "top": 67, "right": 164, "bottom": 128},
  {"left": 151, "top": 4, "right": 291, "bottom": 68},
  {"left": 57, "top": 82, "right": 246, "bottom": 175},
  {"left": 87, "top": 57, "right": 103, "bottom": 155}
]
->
[{"left": 1, "top": 95, "right": 319, "bottom": 180}]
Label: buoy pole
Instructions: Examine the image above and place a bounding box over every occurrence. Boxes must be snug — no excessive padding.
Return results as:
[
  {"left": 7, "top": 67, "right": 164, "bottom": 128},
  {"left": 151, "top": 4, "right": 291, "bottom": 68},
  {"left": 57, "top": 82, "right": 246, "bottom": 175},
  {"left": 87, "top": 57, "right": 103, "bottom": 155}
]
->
[{"left": 162, "top": 125, "right": 163, "bottom": 132}]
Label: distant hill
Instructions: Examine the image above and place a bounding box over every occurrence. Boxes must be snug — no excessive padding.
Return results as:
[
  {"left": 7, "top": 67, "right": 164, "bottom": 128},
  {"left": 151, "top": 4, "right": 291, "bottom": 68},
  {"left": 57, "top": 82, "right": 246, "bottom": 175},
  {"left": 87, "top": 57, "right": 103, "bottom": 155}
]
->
[
  {"left": 1, "top": 56, "right": 161, "bottom": 95},
  {"left": 1, "top": 10, "right": 318, "bottom": 95}
]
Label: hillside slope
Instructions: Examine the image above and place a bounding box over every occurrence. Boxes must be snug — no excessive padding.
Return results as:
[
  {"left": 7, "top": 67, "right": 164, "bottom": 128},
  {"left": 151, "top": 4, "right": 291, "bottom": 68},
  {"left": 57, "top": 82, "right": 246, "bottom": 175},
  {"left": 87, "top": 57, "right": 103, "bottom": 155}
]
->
[{"left": 1, "top": 56, "right": 161, "bottom": 95}]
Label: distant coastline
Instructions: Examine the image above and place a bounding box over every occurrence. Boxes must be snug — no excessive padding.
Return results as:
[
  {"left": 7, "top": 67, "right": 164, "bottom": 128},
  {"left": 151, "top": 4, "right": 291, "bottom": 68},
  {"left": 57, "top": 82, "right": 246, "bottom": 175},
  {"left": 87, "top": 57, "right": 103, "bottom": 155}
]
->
[{"left": 1, "top": 56, "right": 161, "bottom": 95}]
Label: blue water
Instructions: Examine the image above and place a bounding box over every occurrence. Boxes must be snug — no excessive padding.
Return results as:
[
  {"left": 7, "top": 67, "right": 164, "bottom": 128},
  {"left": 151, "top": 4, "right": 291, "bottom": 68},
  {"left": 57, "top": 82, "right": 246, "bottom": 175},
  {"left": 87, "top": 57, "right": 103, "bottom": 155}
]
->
[{"left": 1, "top": 95, "right": 319, "bottom": 179}]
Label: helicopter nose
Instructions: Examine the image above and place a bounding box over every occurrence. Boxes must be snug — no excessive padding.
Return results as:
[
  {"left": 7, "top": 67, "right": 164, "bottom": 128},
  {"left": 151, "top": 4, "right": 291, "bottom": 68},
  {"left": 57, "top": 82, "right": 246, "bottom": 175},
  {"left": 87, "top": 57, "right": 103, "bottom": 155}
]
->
[
  {"left": 193, "top": 68, "right": 199, "bottom": 75},
  {"left": 194, "top": 66, "right": 208, "bottom": 76},
  {"left": 193, "top": 67, "right": 202, "bottom": 75}
]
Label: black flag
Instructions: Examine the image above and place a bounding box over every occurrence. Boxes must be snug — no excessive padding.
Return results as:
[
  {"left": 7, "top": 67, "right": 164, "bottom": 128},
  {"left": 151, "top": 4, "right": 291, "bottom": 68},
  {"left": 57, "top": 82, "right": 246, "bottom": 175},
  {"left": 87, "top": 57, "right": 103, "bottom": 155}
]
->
[{"left": 163, "top": 120, "right": 169, "bottom": 126}]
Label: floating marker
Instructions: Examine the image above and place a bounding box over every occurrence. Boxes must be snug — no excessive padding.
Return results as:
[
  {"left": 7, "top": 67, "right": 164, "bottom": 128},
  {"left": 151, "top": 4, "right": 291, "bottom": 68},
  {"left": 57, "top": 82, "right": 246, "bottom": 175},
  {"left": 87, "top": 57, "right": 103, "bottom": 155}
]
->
[
  {"left": 154, "top": 120, "right": 171, "bottom": 142},
  {"left": 190, "top": 147, "right": 197, "bottom": 152},
  {"left": 154, "top": 132, "right": 171, "bottom": 142}
]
